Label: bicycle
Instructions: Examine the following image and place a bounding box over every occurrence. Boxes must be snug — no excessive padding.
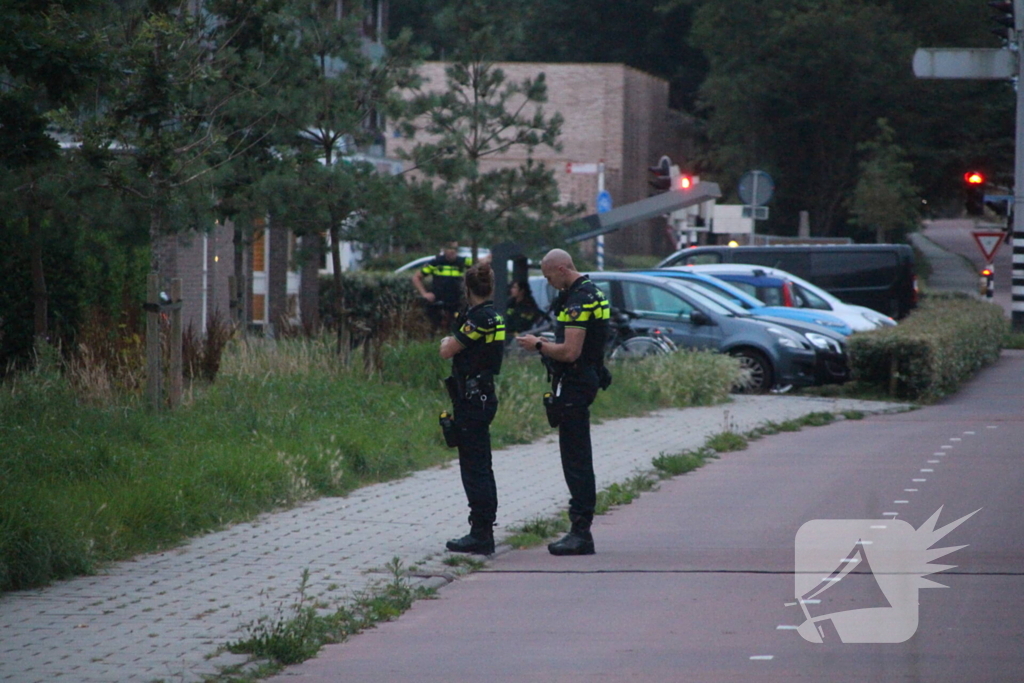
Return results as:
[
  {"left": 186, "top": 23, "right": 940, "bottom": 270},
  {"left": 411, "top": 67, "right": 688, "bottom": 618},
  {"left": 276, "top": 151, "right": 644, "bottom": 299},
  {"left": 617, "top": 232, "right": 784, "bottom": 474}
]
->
[{"left": 606, "top": 309, "right": 677, "bottom": 361}]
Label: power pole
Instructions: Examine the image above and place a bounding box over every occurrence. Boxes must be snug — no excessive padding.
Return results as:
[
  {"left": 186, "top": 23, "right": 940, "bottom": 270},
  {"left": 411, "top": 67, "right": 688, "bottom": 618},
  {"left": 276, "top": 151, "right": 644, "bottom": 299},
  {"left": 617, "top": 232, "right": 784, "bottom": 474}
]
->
[{"left": 913, "top": 0, "right": 1024, "bottom": 330}]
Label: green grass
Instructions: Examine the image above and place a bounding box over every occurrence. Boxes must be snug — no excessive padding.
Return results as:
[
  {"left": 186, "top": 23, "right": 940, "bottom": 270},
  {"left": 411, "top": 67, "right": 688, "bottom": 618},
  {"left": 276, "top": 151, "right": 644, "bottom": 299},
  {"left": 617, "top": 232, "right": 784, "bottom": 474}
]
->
[
  {"left": 1004, "top": 332, "right": 1024, "bottom": 350},
  {"left": 225, "top": 558, "right": 431, "bottom": 677},
  {"left": 0, "top": 340, "right": 739, "bottom": 592}
]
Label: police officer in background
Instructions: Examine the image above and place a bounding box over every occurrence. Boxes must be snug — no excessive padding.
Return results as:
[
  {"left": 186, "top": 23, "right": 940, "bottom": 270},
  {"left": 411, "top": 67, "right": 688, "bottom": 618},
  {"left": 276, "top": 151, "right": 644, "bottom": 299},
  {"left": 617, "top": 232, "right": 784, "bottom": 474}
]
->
[
  {"left": 516, "top": 249, "right": 609, "bottom": 555},
  {"left": 440, "top": 262, "right": 506, "bottom": 555},
  {"left": 414, "top": 241, "right": 488, "bottom": 333}
]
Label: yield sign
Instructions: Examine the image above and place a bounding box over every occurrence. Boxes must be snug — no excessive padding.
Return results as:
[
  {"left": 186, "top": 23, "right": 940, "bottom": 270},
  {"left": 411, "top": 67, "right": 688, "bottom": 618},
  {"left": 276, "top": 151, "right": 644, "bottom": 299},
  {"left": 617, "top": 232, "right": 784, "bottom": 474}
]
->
[{"left": 972, "top": 231, "right": 1004, "bottom": 262}]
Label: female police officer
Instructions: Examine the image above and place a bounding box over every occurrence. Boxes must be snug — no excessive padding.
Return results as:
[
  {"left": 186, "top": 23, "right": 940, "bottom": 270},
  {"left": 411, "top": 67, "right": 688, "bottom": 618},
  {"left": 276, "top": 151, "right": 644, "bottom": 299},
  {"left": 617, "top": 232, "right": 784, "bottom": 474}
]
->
[{"left": 439, "top": 262, "right": 505, "bottom": 555}]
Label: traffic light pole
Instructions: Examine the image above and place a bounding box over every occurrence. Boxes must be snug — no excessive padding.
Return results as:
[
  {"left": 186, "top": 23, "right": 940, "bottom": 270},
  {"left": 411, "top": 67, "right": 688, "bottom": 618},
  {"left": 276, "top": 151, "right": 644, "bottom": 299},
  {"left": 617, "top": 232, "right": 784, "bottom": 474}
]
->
[
  {"left": 1014, "top": 0, "right": 1024, "bottom": 330},
  {"left": 913, "top": 1, "right": 1024, "bottom": 329}
]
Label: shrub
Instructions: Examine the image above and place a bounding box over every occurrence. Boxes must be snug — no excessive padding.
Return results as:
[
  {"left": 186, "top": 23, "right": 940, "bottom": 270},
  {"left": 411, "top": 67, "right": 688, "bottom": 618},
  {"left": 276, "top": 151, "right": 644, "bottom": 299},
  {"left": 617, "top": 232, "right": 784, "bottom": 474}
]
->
[{"left": 847, "top": 293, "right": 1006, "bottom": 401}]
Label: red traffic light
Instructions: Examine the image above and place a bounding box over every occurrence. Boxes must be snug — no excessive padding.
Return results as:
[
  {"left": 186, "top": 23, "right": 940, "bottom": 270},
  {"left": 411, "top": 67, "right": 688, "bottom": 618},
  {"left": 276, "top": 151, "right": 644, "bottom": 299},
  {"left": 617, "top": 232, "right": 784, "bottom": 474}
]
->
[
  {"left": 965, "top": 171, "right": 985, "bottom": 185},
  {"left": 678, "top": 175, "right": 693, "bottom": 190}
]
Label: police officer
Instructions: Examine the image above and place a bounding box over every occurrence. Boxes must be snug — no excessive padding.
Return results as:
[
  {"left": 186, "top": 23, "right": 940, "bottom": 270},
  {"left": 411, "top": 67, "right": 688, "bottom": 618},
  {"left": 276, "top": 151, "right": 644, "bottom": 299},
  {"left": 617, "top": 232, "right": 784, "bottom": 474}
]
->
[
  {"left": 516, "top": 249, "right": 609, "bottom": 555},
  {"left": 440, "top": 262, "right": 506, "bottom": 555},
  {"left": 414, "top": 241, "right": 482, "bottom": 333}
]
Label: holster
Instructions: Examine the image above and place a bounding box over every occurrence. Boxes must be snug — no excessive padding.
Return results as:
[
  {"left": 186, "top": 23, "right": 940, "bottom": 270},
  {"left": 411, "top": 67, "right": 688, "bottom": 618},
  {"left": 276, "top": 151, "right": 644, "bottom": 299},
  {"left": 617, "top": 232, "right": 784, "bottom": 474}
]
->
[
  {"left": 543, "top": 391, "right": 562, "bottom": 428},
  {"left": 439, "top": 410, "right": 459, "bottom": 448}
]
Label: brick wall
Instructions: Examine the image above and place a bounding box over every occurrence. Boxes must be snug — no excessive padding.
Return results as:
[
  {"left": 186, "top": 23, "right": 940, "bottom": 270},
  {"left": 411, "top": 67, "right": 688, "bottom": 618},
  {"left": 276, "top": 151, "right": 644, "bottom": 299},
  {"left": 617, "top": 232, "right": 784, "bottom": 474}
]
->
[{"left": 394, "top": 62, "right": 692, "bottom": 257}]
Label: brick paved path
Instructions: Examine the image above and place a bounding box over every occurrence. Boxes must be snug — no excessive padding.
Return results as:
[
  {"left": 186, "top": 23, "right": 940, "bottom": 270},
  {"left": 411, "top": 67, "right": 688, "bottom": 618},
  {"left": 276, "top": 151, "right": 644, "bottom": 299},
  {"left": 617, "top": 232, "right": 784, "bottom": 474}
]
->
[{"left": 0, "top": 395, "right": 907, "bottom": 683}]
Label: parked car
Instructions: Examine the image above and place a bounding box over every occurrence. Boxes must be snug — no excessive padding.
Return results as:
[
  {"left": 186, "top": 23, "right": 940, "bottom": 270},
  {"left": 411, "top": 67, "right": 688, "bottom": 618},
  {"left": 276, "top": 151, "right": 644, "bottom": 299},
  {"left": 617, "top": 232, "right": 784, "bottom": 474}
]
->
[
  {"left": 662, "top": 280, "right": 850, "bottom": 385},
  {"left": 632, "top": 269, "right": 853, "bottom": 336},
  {"left": 529, "top": 272, "right": 819, "bottom": 393},
  {"left": 672, "top": 265, "right": 897, "bottom": 332},
  {"left": 656, "top": 244, "right": 917, "bottom": 319}
]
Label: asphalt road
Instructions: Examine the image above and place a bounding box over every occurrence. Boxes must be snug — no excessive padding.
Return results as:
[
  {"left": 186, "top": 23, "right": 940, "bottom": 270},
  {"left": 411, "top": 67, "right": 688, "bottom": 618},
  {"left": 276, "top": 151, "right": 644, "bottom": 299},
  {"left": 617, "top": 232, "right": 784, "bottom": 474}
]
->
[{"left": 275, "top": 351, "right": 1024, "bottom": 683}]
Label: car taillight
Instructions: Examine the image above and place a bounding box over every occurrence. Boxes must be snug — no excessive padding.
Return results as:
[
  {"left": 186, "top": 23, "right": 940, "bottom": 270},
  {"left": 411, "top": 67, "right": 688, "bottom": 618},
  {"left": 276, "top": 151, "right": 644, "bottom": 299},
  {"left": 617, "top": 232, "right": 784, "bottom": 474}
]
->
[{"left": 782, "top": 282, "right": 794, "bottom": 307}]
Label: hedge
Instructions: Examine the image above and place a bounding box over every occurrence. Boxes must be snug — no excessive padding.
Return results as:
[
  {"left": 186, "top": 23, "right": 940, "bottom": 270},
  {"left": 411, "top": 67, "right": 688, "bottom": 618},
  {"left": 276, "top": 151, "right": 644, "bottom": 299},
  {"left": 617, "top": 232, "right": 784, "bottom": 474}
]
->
[
  {"left": 848, "top": 293, "right": 1006, "bottom": 401},
  {"left": 318, "top": 271, "right": 424, "bottom": 338}
]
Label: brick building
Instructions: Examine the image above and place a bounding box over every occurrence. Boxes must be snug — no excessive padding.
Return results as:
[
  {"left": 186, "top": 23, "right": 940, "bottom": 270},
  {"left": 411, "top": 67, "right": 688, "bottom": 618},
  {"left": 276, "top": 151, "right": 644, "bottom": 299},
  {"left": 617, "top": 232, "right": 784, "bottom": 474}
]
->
[{"left": 396, "top": 62, "right": 694, "bottom": 257}]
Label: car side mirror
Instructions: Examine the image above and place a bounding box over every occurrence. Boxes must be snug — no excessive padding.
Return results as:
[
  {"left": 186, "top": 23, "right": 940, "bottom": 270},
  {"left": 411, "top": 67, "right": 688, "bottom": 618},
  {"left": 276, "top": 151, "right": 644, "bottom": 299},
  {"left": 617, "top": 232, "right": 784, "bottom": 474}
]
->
[{"left": 690, "top": 309, "right": 712, "bottom": 326}]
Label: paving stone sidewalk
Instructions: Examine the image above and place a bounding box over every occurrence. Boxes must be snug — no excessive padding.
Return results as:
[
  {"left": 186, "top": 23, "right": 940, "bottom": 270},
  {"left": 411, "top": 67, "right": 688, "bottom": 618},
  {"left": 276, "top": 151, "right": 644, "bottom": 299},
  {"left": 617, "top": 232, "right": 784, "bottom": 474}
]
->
[{"left": 0, "top": 395, "right": 909, "bottom": 683}]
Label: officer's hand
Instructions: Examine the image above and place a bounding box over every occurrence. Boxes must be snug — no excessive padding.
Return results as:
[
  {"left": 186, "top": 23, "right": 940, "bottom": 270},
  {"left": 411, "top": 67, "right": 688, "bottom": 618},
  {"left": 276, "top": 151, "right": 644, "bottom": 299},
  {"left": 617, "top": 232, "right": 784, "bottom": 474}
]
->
[
  {"left": 422, "top": 292, "right": 436, "bottom": 303},
  {"left": 516, "top": 334, "right": 538, "bottom": 351}
]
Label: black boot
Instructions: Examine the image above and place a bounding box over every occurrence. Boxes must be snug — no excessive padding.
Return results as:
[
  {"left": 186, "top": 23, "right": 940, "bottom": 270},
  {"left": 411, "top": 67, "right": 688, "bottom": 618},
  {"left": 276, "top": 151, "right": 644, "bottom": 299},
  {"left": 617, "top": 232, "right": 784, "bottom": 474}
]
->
[
  {"left": 548, "top": 529, "right": 595, "bottom": 556},
  {"left": 446, "top": 532, "right": 495, "bottom": 555},
  {"left": 446, "top": 517, "right": 495, "bottom": 555}
]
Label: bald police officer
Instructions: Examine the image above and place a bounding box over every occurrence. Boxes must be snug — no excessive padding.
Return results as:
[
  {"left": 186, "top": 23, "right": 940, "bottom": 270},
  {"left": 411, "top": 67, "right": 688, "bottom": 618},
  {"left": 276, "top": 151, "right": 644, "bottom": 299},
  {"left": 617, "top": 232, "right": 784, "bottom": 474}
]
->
[{"left": 516, "top": 249, "right": 610, "bottom": 555}]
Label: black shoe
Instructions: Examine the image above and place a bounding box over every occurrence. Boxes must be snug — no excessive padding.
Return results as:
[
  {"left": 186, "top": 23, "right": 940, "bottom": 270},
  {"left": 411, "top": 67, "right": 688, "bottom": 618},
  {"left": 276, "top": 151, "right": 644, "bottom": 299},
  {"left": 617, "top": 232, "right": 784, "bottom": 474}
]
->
[
  {"left": 446, "top": 533, "right": 495, "bottom": 555},
  {"left": 548, "top": 531, "right": 595, "bottom": 556}
]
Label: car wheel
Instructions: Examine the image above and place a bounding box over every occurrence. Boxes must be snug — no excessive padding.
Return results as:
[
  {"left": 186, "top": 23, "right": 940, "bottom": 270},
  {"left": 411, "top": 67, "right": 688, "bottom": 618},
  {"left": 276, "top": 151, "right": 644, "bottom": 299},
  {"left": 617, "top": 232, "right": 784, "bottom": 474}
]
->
[{"left": 730, "top": 349, "right": 774, "bottom": 394}]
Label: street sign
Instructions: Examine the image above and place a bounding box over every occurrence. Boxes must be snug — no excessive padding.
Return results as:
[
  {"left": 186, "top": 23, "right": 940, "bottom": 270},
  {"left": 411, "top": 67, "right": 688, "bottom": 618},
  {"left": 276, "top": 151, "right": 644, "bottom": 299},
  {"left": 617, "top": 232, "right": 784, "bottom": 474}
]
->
[
  {"left": 738, "top": 170, "right": 775, "bottom": 206},
  {"left": 596, "top": 190, "right": 612, "bottom": 214},
  {"left": 912, "top": 48, "right": 1016, "bottom": 80},
  {"left": 742, "top": 206, "right": 769, "bottom": 220},
  {"left": 566, "top": 162, "right": 599, "bottom": 174},
  {"left": 972, "top": 231, "right": 1005, "bottom": 262}
]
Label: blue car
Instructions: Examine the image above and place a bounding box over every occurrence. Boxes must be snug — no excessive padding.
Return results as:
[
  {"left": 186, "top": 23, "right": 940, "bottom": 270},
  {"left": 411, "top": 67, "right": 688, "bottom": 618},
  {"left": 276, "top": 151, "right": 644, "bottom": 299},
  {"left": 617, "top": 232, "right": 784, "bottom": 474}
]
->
[{"left": 635, "top": 270, "right": 853, "bottom": 336}]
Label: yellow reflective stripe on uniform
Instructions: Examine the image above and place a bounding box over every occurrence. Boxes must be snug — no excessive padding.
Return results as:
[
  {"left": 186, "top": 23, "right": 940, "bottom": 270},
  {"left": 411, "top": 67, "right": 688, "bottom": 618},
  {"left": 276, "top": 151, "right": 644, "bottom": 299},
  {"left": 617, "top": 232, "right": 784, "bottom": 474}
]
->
[
  {"left": 486, "top": 321, "right": 506, "bottom": 344},
  {"left": 463, "top": 328, "right": 484, "bottom": 341},
  {"left": 432, "top": 266, "right": 464, "bottom": 277}
]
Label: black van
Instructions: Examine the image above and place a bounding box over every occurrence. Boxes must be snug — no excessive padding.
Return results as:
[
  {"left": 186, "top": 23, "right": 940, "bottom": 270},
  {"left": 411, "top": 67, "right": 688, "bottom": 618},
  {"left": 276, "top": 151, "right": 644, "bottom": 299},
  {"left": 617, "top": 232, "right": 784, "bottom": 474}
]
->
[{"left": 657, "top": 244, "right": 918, "bottom": 318}]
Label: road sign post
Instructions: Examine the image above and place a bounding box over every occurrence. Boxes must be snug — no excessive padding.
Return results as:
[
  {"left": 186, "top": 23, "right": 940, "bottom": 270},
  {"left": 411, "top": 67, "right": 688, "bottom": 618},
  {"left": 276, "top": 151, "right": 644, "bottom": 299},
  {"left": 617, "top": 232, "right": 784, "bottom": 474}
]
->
[{"left": 914, "top": 3, "right": 1024, "bottom": 328}]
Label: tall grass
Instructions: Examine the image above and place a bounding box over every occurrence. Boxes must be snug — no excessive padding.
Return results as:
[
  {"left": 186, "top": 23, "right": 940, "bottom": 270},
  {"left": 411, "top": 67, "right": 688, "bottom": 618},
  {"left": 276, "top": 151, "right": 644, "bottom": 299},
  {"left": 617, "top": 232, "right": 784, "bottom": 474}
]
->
[{"left": 0, "top": 340, "right": 738, "bottom": 592}]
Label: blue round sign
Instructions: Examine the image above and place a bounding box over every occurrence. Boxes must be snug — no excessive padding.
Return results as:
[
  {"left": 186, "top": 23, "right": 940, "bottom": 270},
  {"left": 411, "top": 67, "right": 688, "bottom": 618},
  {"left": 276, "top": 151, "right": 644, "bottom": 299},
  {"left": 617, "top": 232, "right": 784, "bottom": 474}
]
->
[{"left": 596, "top": 191, "right": 613, "bottom": 214}]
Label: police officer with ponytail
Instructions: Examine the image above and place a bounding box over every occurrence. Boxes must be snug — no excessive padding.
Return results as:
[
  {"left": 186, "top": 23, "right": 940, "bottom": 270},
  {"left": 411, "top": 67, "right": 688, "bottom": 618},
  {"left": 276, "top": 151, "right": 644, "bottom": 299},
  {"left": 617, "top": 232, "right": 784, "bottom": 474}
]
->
[{"left": 439, "top": 262, "right": 505, "bottom": 555}]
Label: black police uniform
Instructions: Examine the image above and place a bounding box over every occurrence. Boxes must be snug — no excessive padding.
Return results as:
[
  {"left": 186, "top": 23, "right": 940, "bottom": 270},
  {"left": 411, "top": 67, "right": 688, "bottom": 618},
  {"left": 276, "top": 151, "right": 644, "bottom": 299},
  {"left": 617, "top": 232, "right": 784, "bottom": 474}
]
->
[
  {"left": 421, "top": 254, "right": 473, "bottom": 327},
  {"left": 504, "top": 297, "right": 543, "bottom": 334},
  {"left": 549, "top": 276, "right": 609, "bottom": 549},
  {"left": 447, "top": 301, "right": 506, "bottom": 552}
]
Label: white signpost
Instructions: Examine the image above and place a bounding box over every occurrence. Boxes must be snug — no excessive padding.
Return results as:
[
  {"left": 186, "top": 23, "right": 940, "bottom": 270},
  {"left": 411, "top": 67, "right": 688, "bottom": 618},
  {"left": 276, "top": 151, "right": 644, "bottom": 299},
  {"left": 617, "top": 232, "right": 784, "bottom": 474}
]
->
[
  {"left": 567, "top": 160, "right": 608, "bottom": 269},
  {"left": 913, "top": 1, "right": 1024, "bottom": 329}
]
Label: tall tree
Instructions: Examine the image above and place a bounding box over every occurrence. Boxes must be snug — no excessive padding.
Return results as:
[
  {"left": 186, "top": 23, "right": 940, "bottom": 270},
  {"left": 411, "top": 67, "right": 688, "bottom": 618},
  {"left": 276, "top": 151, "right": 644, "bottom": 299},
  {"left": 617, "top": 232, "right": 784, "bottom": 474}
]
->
[
  {"left": 0, "top": 0, "right": 106, "bottom": 347},
  {"left": 85, "top": 1, "right": 272, "bottom": 283},
  {"left": 849, "top": 119, "right": 920, "bottom": 244},
  {"left": 265, "top": 0, "right": 422, "bottom": 350},
  {"left": 403, "top": 0, "right": 578, "bottom": 259}
]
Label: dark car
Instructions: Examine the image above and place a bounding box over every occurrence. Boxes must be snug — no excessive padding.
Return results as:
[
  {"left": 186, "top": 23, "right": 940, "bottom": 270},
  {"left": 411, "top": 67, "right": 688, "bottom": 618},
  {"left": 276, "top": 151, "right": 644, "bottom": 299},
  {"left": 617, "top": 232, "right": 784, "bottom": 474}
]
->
[
  {"left": 664, "top": 280, "right": 850, "bottom": 385},
  {"left": 657, "top": 244, "right": 918, "bottom": 319},
  {"left": 529, "top": 272, "right": 819, "bottom": 393}
]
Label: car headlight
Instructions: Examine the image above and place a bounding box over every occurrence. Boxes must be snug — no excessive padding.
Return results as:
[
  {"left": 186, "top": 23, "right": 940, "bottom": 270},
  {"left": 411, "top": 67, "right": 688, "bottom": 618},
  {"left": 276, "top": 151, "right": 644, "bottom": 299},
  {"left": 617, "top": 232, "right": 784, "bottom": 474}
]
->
[
  {"left": 813, "top": 318, "right": 845, "bottom": 330},
  {"left": 804, "top": 332, "right": 830, "bottom": 350},
  {"left": 805, "top": 333, "right": 842, "bottom": 353},
  {"left": 863, "top": 311, "right": 897, "bottom": 327},
  {"left": 766, "top": 326, "right": 803, "bottom": 348}
]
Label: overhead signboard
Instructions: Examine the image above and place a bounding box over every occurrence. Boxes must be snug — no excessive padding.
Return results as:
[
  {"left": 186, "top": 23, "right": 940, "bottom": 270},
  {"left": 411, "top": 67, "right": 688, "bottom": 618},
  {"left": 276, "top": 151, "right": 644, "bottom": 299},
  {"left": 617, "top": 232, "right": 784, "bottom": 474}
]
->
[
  {"left": 912, "top": 48, "right": 1016, "bottom": 80},
  {"left": 972, "top": 231, "right": 1005, "bottom": 262}
]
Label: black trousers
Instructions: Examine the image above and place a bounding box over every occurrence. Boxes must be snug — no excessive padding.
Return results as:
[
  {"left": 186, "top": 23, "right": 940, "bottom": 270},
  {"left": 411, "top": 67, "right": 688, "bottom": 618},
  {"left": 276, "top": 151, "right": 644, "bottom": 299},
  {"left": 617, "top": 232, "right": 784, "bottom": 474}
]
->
[
  {"left": 556, "top": 369, "right": 599, "bottom": 532},
  {"left": 454, "top": 400, "right": 499, "bottom": 533}
]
